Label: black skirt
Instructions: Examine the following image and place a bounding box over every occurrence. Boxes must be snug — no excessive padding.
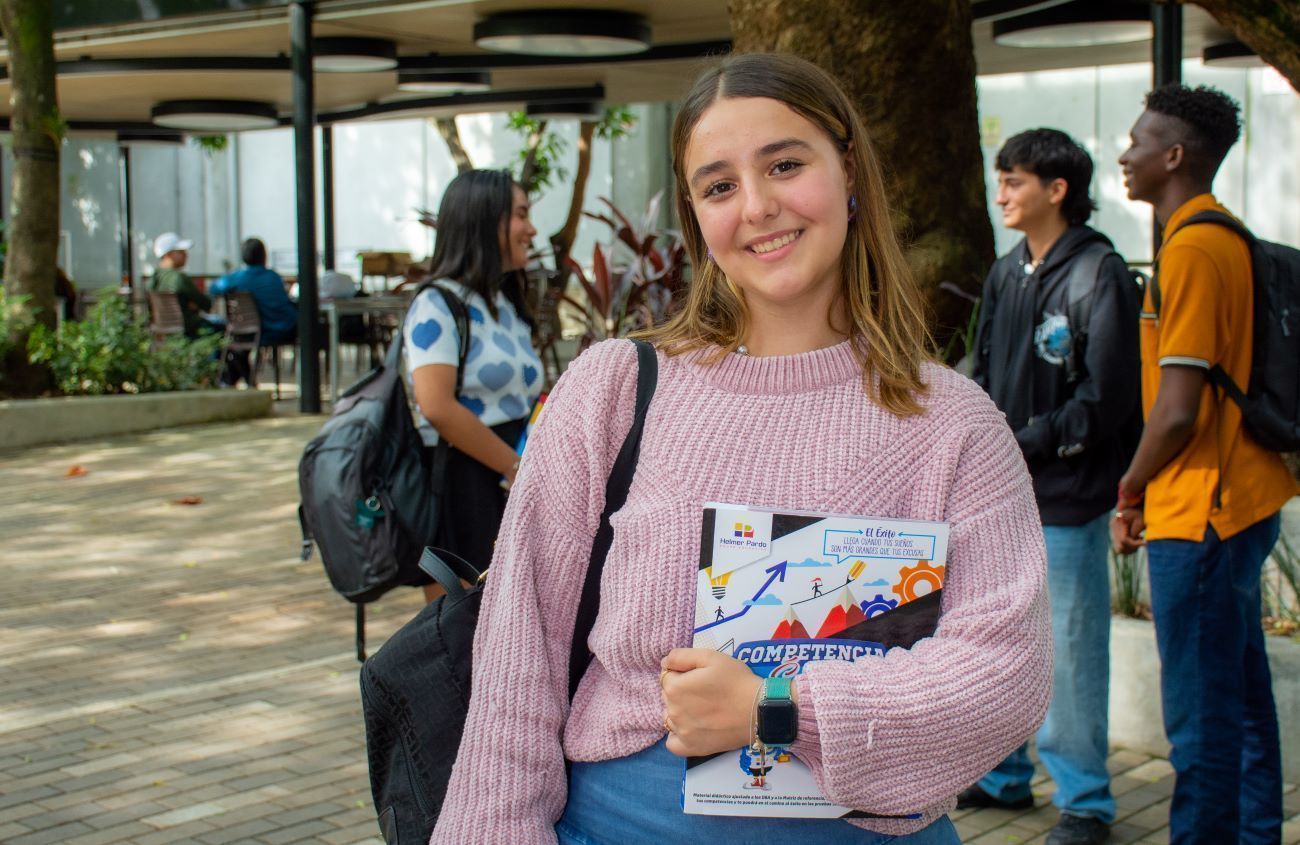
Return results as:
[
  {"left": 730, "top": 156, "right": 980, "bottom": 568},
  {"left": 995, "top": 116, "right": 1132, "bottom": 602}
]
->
[{"left": 431, "top": 417, "right": 527, "bottom": 573}]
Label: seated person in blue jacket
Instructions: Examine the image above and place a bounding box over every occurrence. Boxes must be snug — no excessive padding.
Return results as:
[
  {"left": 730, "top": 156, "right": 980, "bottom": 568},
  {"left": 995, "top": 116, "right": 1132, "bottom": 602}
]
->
[{"left": 210, "top": 237, "right": 298, "bottom": 386}]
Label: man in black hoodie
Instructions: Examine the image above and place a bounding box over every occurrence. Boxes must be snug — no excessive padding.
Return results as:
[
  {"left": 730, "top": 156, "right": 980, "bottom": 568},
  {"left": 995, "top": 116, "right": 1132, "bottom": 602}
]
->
[{"left": 964, "top": 129, "right": 1141, "bottom": 845}]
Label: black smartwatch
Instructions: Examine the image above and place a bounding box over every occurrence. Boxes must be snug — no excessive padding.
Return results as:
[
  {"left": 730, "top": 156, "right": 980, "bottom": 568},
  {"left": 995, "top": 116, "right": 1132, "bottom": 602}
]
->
[{"left": 756, "top": 676, "right": 798, "bottom": 746}]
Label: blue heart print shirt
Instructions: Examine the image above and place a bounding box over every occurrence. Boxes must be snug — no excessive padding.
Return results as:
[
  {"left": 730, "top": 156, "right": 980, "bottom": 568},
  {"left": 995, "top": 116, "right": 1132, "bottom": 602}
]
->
[{"left": 402, "top": 281, "right": 543, "bottom": 447}]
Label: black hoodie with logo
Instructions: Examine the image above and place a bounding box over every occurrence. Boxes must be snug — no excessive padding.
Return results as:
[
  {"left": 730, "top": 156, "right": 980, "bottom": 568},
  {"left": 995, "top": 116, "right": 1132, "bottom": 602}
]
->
[{"left": 971, "top": 225, "right": 1143, "bottom": 525}]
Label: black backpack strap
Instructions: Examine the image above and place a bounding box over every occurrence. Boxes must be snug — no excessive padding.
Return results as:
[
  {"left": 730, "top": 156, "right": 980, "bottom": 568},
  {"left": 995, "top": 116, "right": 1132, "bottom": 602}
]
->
[
  {"left": 427, "top": 284, "right": 472, "bottom": 395},
  {"left": 356, "top": 604, "right": 366, "bottom": 663},
  {"left": 1150, "top": 210, "right": 1252, "bottom": 322},
  {"left": 568, "top": 339, "right": 659, "bottom": 701},
  {"left": 1062, "top": 244, "right": 1112, "bottom": 383},
  {"left": 386, "top": 281, "right": 472, "bottom": 388},
  {"left": 417, "top": 547, "right": 483, "bottom": 601}
]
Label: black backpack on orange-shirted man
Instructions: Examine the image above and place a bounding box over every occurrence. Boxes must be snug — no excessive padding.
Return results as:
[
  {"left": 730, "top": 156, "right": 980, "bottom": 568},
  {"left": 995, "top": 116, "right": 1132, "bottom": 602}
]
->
[{"left": 1152, "top": 211, "right": 1300, "bottom": 472}]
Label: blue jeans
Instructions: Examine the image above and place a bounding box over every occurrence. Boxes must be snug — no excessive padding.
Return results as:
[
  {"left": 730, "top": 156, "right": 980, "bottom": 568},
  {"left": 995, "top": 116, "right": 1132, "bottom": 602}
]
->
[
  {"left": 1147, "top": 514, "right": 1282, "bottom": 844},
  {"left": 979, "top": 512, "right": 1115, "bottom": 823},
  {"left": 557, "top": 738, "right": 960, "bottom": 844}
]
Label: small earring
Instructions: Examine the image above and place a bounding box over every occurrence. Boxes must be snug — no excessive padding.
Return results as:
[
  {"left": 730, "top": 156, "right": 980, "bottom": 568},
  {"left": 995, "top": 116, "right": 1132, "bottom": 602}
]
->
[
  {"left": 848, "top": 196, "right": 857, "bottom": 220},
  {"left": 706, "top": 248, "right": 713, "bottom": 260}
]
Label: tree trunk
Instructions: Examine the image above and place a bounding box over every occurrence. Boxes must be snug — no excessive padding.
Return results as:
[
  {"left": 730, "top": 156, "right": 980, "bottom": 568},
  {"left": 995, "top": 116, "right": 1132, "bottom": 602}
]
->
[
  {"left": 1189, "top": 0, "right": 1300, "bottom": 93},
  {"left": 549, "top": 120, "right": 597, "bottom": 291},
  {"left": 729, "top": 0, "right": 994, "bottom": 356},
  {"left": 433, "top": 117, "right": 473, "bottom": 173},
  {"left": 518, "top": 119, "right": 549, "bottom": 195},
  {"left": 0, "top": 0, "right": 59, "bottom": 395}
]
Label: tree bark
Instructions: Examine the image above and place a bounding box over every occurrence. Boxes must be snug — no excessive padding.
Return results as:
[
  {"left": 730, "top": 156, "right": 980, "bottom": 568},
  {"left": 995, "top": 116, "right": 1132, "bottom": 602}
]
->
[
  {"left": 433, "top": 117, "right": 473, "bottom": 173},
  {"left": 1189, "top": 0, "right": 1300, "bottom": 93},
  {"left": 549, "top": 120, "right": 597, "bottom": 291},
  {"left": 518, "top": 119, "right": 549, "bottom": 195},
  {"left": 0, "top": 0, "right": 59, "bottom": 395},
  {"left": 729, "top": 0, "right": 994, "bottom": 356}
]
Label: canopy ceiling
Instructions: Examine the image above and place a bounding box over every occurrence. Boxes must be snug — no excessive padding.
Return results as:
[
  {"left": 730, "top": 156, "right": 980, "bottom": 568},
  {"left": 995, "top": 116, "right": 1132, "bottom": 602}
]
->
[{"left": 0, "top": 0, "right": 1237, "bottom": 131}]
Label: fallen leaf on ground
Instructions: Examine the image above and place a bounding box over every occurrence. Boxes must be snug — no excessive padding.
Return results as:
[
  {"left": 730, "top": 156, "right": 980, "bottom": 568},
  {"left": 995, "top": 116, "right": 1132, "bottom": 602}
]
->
[
  {"left": 173, "top": 496, "right": 203, "bottom": 505},
  {"left": 64, "top": 465, "right": 89, "bottom": 478}
]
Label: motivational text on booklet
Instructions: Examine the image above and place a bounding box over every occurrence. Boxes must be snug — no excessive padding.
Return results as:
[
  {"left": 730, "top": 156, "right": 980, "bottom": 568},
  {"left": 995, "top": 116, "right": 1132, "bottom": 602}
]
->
[{"left": 684, "top": 503, "right": 951, "bottom": 819}]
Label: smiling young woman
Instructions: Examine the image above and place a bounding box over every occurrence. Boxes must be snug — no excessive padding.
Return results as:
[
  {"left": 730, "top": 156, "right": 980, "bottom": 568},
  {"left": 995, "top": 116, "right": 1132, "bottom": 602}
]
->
[
  {"left": 646, "top": 53, "right": 933, "bottom": 416},
  {"left": 429, "top": 54, "right": 1050, "bottom": 845}
]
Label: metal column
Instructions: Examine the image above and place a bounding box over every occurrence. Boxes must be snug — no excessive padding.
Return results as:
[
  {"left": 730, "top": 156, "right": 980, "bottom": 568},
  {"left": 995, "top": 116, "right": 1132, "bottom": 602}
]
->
[
  {"left": 321, "top": 124, "right": 335, "bottom": 272},
  {"left": 1151, "top": 1, "right": 1182, "bottom": 255},
  {"left": 291, "top": 0, "right": 321, "bottom": 413},
  {"left": 118, "top": 145, "right": 134, "bottom": 289},
  {"left": 1151, "top": 1, "right": 1183, "bottom": 89}
]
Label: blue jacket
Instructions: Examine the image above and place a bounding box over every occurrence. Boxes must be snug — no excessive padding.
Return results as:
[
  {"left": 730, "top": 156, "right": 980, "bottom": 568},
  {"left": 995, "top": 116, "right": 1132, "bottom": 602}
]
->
[{"left": 210, "top": 265, "right": 297, "bottom": 344}]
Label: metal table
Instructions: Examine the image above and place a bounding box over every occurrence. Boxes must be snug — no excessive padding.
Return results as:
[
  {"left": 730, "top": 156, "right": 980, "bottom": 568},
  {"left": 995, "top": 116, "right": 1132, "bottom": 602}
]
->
[{"left": 320, "top": 295, "right": 412, "bottom": 402}]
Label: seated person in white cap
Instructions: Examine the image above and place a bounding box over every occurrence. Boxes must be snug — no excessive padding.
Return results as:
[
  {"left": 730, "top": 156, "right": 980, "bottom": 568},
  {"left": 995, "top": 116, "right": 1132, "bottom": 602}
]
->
[{"left": 149, "top": 232, "right": 221, "bottom": 337}]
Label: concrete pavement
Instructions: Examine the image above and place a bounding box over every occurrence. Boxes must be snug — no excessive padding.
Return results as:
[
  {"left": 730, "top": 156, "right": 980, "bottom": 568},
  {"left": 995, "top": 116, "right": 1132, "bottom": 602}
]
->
[{"left": 1, "top": 414, "right": 1296, "bottom": 844}]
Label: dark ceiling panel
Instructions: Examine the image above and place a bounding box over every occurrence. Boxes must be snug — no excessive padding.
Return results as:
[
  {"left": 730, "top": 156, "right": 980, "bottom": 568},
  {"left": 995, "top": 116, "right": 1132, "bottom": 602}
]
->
[{"left": 52, "top": 0, "right": 288, "bottom": 32}]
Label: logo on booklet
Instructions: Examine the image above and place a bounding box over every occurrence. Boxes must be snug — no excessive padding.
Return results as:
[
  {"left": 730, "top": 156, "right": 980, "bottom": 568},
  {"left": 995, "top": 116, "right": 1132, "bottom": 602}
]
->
[{"left": 734, "top": 522, "right": 754, "bottom": 539}]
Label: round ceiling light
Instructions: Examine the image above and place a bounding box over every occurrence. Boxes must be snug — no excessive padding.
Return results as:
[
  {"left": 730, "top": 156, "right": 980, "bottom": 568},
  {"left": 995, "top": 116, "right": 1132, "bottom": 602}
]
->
[
  {"left": 526, "top": 100, "right": 604, "bottom": 120},
  {"left": 1203, "top": 40, "right": 1263, "bottom": 68},
  {"left": 397, "top": 70, "right": 492, "bottom": 94},
  {"left": 152, "top": 100, "right": 279, "bottom": 131},
  {"left": 475, "top": 10, "right": 651, "bottom": 57},
  {"left": 993, "top": 2, "right": 1151, "bottom": 48},
  {"left": 314, "top": 37, "right": 398, "bottom": 72}
]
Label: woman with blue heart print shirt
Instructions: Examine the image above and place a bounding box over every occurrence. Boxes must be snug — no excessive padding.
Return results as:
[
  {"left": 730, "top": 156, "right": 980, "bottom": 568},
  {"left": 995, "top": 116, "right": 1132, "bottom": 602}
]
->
[{"left": 402, "top": 169, "right": 544, "bottom": 582}]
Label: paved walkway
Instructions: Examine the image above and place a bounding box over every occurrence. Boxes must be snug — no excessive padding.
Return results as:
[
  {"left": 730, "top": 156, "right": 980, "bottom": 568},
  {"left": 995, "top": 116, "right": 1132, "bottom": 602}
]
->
[{"left": 1, "top": 415, "right": 1296, "bottom": 844}]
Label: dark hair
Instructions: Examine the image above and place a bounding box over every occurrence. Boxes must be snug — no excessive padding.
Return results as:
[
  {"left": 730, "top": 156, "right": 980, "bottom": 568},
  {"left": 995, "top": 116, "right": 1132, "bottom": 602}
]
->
[
  {"left": 241, "top": 237, "right": 267, "bottom": 267},
  {"left": 995, "top": 128, "right": 1097, "bottom": 226},
  {"left": 428, "top": 168, "right": 531, "bottom": 325},
  {"left": 1143, "top": 84, "right": 1241, "bottom": 179}
]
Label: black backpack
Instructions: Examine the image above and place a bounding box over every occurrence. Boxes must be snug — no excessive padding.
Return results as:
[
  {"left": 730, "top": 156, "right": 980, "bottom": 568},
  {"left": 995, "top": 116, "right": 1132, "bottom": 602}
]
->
[
  {"left": 298, "top": 284, "right": 470, "bottom": 660},
  {"left": 1153, "top": 211, "right": 1300, "bottom": 456},
  {"left": 360, "top": 339, "right": 658, "bottom": 845},
  {"left": 1060, "top": 241, "right": 1146, "bottom": 385}
]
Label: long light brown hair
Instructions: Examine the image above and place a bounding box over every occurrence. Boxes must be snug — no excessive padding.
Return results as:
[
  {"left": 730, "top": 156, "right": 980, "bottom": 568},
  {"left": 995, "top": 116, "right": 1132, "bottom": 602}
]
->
[{"left": 641, "top": 52, "right": 933, "bottom": 416}]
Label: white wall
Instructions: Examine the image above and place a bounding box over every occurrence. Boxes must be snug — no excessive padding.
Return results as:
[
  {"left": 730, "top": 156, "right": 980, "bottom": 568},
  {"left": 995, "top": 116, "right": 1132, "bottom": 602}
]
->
[
  {"left": 128, "top": 140, "right": 239, "bottom": 282},
  {"left": 18, "top": 60, "right": 1297, "bottom": 292},
  {"left": 978, "top": 60, "right": 1300, "bottom": 263},
  {"left": 233, "top": 111, "right": 629, "bottom": 282}
]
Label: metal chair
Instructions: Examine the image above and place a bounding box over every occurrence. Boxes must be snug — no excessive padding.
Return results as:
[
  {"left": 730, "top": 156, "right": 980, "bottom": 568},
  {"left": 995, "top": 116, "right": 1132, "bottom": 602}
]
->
[
  {"left": 225, "top": 292, "right": 296, "bottom": 399},
  {"left": 222, "top": 292, "right": 266, "bottom": 395},
  {"left": 147, "top": 291, "right": 185, "bottom": 345}
]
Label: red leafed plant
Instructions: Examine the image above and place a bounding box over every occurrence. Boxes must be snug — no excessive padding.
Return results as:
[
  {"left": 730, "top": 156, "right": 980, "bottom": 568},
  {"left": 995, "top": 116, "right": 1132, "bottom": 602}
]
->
[{"left": 561, "top": 192, "right": 688, "bottom": 351}]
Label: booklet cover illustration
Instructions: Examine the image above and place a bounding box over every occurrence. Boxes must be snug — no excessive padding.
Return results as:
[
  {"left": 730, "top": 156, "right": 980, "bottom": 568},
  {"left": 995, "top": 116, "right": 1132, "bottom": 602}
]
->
[{"left": 683, "top": 503, "right": 950, "bottom": 819}]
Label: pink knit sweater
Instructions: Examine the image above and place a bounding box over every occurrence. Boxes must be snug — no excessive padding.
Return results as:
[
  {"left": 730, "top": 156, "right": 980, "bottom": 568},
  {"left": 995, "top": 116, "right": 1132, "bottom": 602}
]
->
[{"left": 431, "top": 339, "right": 1051, "bottom": 842}]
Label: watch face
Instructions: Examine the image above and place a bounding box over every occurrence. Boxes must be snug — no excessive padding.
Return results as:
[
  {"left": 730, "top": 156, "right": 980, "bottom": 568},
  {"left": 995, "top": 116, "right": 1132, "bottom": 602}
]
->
[{"left": 757, "top": 699, "right": 797, "bottom": 746}]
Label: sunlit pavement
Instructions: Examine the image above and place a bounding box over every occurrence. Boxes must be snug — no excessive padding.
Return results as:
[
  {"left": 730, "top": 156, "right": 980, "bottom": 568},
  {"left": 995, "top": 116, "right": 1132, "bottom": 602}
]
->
[{"left": 0, "top": 413, "right": 1296, "bottom": 844}]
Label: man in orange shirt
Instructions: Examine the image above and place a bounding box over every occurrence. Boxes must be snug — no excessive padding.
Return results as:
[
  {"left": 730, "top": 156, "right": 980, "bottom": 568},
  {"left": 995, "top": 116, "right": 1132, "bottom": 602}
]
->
[{"left": 1114, "top": 84, "right": 1299, "bottom": 844}]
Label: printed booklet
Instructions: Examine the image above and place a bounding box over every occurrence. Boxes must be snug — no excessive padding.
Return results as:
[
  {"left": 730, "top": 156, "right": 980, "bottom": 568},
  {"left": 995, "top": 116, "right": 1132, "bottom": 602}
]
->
[{"left": 683, "top": 502, "right": 951, "bottom": 819}]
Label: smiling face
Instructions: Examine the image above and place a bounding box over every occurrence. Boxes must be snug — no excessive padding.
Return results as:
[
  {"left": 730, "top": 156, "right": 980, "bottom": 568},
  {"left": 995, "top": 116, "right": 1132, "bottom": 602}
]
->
[
  {"left": 1119, "top": 110, "right": 1176, "bottom": 204},
  {"left": 995, "top": 166, "right": 1065, "bottom": 233},
  {"left": 683, "top": 96, "right": 853, "bottom": 314},
  {"left": 499, "top": 183, "right": 536, "bottom": 272}
]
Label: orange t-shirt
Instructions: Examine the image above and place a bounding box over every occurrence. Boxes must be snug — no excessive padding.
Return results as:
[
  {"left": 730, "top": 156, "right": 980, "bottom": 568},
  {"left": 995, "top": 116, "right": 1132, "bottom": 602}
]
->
[{"left": 1140, "top": 194, "right": 1298, "bottom": 542}]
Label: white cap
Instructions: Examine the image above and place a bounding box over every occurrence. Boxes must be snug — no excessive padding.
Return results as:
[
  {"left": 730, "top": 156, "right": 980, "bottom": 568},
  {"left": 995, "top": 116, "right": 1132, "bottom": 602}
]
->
[{"left": 154, "top": 232, "right": 194, "bottom": 258}]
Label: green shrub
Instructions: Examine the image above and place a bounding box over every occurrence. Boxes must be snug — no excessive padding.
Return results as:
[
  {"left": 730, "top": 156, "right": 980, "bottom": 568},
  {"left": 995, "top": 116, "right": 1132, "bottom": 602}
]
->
[
  {"left": 0, "top": 285, "right": 34, "bottom": 364},
  {"left": 1110, "top": 547, "right": 1148, "bottom": 619},
  {"left": 1263, "top": 532, "right": 1300, "bottom": 636},
  {"left": 27, "top": 295, "right": 222, "bottom": 395}
]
